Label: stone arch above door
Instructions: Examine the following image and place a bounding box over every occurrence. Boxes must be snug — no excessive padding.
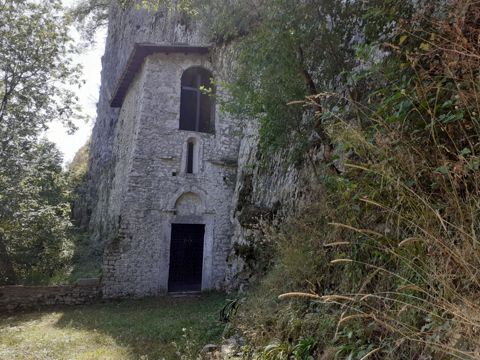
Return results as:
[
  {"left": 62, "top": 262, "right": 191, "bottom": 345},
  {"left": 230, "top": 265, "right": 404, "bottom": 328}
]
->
[
  {"left": 168, "top": 187, "right": 212, "bottom": 214},
  {"left": 174, "top": 192, "right": 204, "bottom": 216}
]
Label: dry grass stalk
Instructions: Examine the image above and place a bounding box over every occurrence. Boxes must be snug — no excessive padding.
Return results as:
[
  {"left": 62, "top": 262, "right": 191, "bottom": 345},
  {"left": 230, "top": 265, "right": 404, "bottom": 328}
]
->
[
  {"left": 323, "top": 241, "right": 351, "bottom": 247},
  {"left": 319, "top": 295, "right": 355, "bottom": 303},
  {"left": 337, "top": 313, "right": 373, "bottom": 326},
  {"left": 329, "top": 259, "right": 353, "bottom": 264},
  {"left": 328, "top": 222, "right": 383, "bottom": 237},
  {"left": 307, "top": 1, "right": 480, "bottom": 356},
  {"left": 277, "top": 292, "right": 322, "bottom": 301}
]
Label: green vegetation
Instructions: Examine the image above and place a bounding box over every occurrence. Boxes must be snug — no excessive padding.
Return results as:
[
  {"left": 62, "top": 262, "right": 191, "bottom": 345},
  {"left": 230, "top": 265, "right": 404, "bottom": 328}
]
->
[
  {"left": 65, "top": 139, "right": 104, "bottom": 284},
  {"left": 0, "top": 293, "right": 226, "bottom": 360},
  {"left": 227, "top": 0, "right": 480, "bottom": 358},
  {"left": 196, "top": 0, "right": 414, "bottom": 163},
  {"left": 68, "top": 140, "right": 91, "bottom": 190},
  {"left": 0, "top": 0, "right": 83, "bottom": 285},
  {"left": 199, "top": 0, "right": 360, "bottom": 161}
]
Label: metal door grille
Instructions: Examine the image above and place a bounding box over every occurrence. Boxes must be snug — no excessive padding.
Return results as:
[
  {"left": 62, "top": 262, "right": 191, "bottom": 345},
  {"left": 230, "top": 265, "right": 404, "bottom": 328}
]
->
[{"left": 168, "top": 224, "right": 205, "bottom": 292}]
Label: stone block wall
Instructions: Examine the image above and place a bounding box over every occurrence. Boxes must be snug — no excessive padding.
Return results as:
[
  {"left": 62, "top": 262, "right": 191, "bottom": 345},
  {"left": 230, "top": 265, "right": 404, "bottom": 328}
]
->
[
  {"left": 0, "top": 280, "right": 101, "bottom": 313},
  {"left": 101, "top": 50, "right": 240, "bottom": 298}
]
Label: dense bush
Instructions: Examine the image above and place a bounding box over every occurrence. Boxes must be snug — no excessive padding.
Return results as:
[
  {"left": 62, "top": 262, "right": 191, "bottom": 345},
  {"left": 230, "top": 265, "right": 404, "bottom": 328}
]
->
[{"left": 228, "top": 0, "right": 480, "bottom": 358}]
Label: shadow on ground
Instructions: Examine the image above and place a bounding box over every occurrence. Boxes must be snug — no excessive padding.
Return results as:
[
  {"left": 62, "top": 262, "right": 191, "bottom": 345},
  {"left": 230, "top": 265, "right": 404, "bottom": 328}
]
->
[
  {"left": 55, "top": 294, "right": 226, "bottom": 359},
  {"left": 0, "top": 293, "right": 227, "bottom": 360}
]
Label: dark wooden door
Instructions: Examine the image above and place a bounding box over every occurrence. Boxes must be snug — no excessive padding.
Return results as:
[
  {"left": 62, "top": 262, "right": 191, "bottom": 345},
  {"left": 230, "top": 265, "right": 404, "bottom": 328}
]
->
[{"left": 168, "top": 224, "right": 205, "bottom": 292}]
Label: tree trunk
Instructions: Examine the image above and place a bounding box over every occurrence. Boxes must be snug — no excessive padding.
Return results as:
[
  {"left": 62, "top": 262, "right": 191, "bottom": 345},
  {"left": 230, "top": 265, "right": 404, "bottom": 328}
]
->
[{"left": 0, "top": 232, "right": 16, "bottom": 285}]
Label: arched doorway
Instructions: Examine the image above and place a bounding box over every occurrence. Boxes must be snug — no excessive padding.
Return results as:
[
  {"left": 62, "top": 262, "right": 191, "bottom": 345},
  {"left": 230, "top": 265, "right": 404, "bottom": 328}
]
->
[{"left": 168, "top": 192, "right": 205, "bottom": 292}]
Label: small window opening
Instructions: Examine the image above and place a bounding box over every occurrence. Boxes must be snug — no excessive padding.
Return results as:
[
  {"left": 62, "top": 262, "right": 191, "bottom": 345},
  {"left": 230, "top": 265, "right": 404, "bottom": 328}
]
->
[
  {"left": 186, "top": 141, "right": 195, "bottom": 174},
  {"left": 179, "top": 67, "right": 214, "bottom": 133}
]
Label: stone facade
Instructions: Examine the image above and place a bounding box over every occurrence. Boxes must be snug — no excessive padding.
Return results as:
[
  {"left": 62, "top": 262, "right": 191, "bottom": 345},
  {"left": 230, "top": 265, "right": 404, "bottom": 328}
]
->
[
  {"left": 79, "top": 3, "right": 208, "bottom": 241},
  {"left": 100, "top": 42, "right": 240, "bottom": 297}
]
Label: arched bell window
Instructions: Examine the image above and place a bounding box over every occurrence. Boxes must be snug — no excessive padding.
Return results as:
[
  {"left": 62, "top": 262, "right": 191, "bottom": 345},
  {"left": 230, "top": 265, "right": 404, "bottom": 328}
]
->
[{"left": 179, "top": 67, "right": 214, "bottom": 133}]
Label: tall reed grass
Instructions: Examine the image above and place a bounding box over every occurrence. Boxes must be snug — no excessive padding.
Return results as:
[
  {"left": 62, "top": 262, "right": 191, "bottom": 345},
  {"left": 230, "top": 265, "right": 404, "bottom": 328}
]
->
[{"left": 235, "top": 1, "right": 480, "bottom": 358}]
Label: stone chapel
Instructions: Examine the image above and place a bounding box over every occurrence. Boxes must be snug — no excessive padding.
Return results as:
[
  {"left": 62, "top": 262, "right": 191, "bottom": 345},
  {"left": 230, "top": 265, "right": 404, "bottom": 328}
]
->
[{"left": 100, "top": 43, "right": 241, "bottom": 298}]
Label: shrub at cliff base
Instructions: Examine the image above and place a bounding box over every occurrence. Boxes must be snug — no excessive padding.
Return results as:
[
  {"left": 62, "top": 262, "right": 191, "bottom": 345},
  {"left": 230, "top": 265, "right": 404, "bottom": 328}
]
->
[{"left": 232, "top": 1, "right": 480, "bottom": 358}]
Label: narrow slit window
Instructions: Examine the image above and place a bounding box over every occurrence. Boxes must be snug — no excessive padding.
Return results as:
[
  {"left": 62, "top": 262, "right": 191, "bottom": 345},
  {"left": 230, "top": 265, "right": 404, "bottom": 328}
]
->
[
  {"left": 179, "top": 67, "right": 214, "bottom": 133},
  {"left": 186, "top": 141, "right": 195, "bottom": 174}
]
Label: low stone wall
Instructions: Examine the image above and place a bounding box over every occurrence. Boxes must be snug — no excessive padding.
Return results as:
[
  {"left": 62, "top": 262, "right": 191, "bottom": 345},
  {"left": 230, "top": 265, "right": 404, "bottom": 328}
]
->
[{"left": 0, "top": 279, "right": 102, "bottom": 313}]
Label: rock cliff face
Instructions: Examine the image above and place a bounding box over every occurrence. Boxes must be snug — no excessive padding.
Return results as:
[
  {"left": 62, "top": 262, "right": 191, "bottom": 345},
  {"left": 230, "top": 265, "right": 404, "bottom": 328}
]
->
[
  {"left": 225, "top": 120, "right": 320, "bottom": 290},
  {"left": 80, "top": 2, "right": 313, "bottom": 293}
]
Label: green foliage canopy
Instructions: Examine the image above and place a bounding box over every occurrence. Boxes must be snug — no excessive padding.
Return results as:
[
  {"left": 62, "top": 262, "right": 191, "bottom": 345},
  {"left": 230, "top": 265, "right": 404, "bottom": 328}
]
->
[
  {"left": 196, "top": 0, "right": 363, "bottom": 160},
  {"left": 0, "top": 0, "right": 82, "bottom": 284}
]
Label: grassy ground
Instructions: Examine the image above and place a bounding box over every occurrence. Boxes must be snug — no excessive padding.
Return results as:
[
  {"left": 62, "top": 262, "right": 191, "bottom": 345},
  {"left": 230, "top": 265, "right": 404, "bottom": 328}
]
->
[{"left": 0, "top": 293, "right": 226, "bottom": 360}]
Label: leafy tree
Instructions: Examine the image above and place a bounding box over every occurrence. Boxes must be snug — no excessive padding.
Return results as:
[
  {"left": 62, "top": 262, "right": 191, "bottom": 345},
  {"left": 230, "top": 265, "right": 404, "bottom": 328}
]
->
[
  {"left": 0, "top": 0, "right": 81, "bottom": 284},
  {"left": 1, "top": 141, "right": 74, "bottom": 283},
  {"left": 197, "top": 0, "right": 413, "bottom": 161}
]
